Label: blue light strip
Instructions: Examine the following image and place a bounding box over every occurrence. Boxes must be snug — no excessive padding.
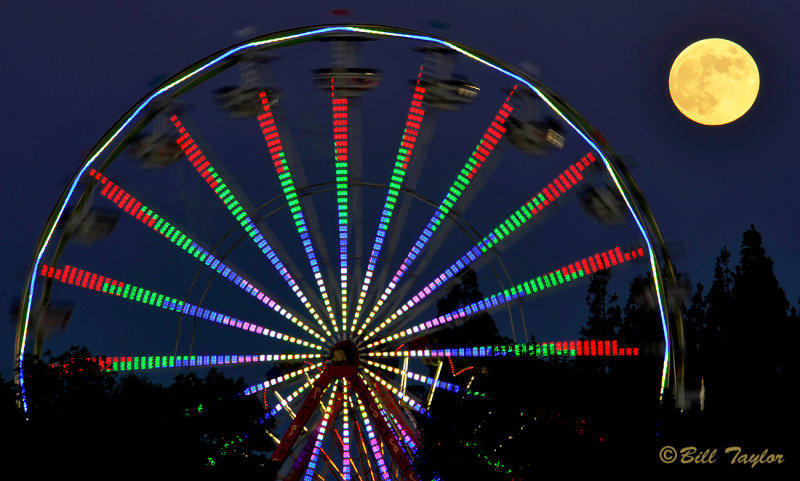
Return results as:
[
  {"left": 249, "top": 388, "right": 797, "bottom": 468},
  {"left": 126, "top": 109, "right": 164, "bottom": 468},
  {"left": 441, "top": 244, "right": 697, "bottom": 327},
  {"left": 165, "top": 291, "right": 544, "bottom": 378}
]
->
[{"left": 365, "top": 359, "right": 472, "bottom": 398}]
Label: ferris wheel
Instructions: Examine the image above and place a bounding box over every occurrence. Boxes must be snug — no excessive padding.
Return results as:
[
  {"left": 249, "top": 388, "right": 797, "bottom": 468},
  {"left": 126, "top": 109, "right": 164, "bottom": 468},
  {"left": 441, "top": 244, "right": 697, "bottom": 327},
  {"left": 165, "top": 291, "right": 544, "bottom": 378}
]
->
[{"left": 15, "top": 25, "right": 686, "bottom": 480}]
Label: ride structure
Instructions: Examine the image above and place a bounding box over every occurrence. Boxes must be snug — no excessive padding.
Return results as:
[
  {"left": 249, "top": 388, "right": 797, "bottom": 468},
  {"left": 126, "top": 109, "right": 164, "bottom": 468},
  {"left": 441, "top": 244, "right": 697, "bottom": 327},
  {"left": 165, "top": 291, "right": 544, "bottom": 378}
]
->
[{"left": 15, "top": 25, "right": 686, "bottom": 480}]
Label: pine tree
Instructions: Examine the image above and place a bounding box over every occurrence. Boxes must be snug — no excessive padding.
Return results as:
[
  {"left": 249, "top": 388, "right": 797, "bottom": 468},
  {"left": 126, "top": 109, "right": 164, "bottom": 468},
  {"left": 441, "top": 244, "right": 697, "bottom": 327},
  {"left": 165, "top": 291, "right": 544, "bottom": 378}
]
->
[
  {"left": 704, "top": 247, "right": 734, "bottom": 351},
  {"left": 730, "top": 226, "right": 790, "bottom": 386},
  {"left": 683, "top": 282, "right": 708, "bottom": 391},
  {"left": 617, "top": 272, "right": 663, "bottom": 349},
  {"left": 434, "top": 268, "right": 504, "bottom": 347},
  {"left": 581, "top": 269, "right": 622, "bottom": 340}
]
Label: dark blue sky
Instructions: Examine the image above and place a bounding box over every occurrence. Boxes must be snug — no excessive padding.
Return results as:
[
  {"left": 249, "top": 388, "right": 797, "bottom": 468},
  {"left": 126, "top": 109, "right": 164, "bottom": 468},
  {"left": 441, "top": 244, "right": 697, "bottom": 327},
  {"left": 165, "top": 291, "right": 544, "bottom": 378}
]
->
[{"left": 3, "top": 0, "right": 799, "bottom": 377}]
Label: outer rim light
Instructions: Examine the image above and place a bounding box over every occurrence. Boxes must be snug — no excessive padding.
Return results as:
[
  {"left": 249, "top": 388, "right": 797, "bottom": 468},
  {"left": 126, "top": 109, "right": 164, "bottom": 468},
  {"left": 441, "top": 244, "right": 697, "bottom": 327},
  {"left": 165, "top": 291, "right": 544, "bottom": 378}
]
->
[{"left": 18, "top": 24, "right": 677, "bottom": 410}]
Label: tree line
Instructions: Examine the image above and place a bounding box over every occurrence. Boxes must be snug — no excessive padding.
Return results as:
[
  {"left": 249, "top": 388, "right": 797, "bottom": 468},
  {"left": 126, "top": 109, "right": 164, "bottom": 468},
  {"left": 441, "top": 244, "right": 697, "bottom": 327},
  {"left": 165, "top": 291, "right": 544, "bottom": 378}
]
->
[{"left": 3, "top": 225, "right": 794, "bottom": 477}]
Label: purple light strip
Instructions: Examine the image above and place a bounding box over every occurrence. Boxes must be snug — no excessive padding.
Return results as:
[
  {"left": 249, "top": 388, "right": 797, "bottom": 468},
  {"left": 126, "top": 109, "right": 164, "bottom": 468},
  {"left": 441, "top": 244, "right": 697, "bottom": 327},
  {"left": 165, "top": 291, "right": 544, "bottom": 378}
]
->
[
  {"left": 304, "top": 381, "right": 340, "bottom": 480},
  {"left": 341, "top": 380, "right": 351, "bottom": 481},
  {"left": 352, "top": 380, "right": 391, "bottom": 481},
  {"left": 365, "top": 358, "right": 470, "bottom": 399}
]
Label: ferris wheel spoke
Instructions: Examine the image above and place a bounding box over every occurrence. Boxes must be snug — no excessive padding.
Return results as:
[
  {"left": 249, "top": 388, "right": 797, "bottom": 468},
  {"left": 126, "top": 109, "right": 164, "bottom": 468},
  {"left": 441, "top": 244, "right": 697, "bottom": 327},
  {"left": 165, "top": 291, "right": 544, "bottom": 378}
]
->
[
  {"left": 362, "top": 153, "right": 598, "bottom": 342},
  {"left": 351, "top": 414, "right": 377, "bottom": 481},
  {"left": 258, "top": 92, "right": 340, "bottom": 334},
  {"left": 330, "top": 84, "right": 350, "bottom": 332},
  {"left": 340, "top": 380, "right": 352, "bottom": 481},
  {"left": 85, "top": 168, "right": 327, "bottom": 344},
  {"left": 350, "top": 384, "right": 392, "bottom": 481},
  {"left": 351, "top": 65, "right": 427, "bottom": 334},
  {"left": 364, "top": 358, "right": 474, "bottom": 401},
  {"left": 369, "top": 340, "right": 640, "bottom": 360},
  {"left": 352, "top": 374, "right": 419, "bottom": 481},
  {"left": 272, "top": 367, "right": 338, "bottom": 463},
  {"left": 242, "top": 361, "right": 323, "bottom": 396},
  {"left": 79, "top": 353, "right": 322, "bottom": 375},
  {"left": 169, "top": 114, "right": 334, "bottom": 338},
  {"left": 38, "top": 263, "right": 323, "bottom": 350},
  {"left": 360, "top": 375, "right": 419, "bottom": 455},
  {"left": 357, "top": 87, "right": 518, "bottom": 337},
  {"left": 359, "top": 368, "right": 428, "bottom": 418},
  {"left": 265, "top": 371, "right": 323, "bottom": 421},
  {"left": 366, "top": 245, "right": 646, "bottom": 349},
  {"left": 303, "top": 381, "right": 342, "bottom": 481}
]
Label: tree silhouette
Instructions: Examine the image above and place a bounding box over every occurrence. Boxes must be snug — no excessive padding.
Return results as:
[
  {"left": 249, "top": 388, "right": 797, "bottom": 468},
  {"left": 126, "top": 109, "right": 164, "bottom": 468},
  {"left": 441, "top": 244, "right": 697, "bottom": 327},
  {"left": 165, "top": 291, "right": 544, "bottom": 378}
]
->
[
  {"left": 581, "top": 269, "right": 622, "bottom": 340},
  {"left": 617, "top": 272, "right": 663, "bottom": 349},
  {"left": 727, "top": 225, "right": 791, "bottom": 411},
  {"left": 705, "top": 246, "right": 734, "bottom": 350},
  {"left": 8, "top": 347, "right": 277, "bottom": 476}
]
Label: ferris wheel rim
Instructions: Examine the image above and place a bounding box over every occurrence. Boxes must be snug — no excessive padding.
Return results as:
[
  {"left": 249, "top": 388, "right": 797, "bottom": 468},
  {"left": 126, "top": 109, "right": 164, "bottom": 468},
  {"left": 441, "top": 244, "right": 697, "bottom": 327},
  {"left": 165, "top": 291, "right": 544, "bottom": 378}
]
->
[{"left": 16, "top": 24, "right": 684, "bottom": 478}]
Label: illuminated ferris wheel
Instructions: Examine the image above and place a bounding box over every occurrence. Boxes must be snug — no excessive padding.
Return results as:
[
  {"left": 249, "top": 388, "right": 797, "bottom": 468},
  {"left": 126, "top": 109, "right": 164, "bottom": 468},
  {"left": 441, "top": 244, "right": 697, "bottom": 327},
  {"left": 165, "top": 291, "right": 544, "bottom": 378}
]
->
[{"left": 16, "top": 25, "right": 686, "bottom": 480}]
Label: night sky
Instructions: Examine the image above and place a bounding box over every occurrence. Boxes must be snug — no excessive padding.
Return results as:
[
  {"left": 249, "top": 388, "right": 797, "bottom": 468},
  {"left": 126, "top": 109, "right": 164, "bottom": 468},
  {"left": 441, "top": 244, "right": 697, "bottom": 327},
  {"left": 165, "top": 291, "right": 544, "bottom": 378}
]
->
[{"left": 3, "top": 0, "right": 799, "bottom": 383}]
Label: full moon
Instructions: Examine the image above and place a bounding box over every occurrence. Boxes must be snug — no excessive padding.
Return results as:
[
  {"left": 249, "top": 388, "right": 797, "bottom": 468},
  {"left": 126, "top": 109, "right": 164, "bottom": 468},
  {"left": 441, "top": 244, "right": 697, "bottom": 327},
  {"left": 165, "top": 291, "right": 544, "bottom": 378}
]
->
[{"left": 668, "top": 38, "right": 759, "bottom": 125}]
